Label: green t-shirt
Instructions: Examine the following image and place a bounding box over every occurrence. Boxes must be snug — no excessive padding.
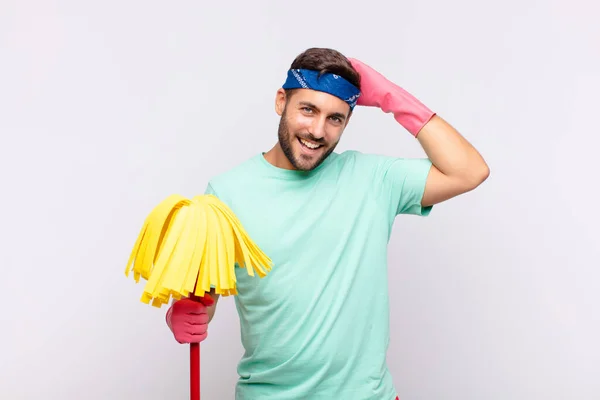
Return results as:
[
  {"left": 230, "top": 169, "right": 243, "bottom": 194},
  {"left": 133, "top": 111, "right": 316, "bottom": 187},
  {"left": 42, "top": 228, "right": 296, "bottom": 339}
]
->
[{"left": 205, "top": 150, "right": 433, "bottom": 400}]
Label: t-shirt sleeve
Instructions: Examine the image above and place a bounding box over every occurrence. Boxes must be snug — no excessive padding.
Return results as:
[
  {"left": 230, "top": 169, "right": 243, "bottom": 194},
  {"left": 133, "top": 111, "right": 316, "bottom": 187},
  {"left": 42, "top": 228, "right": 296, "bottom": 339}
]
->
[{"left": 377, "top": 156, "right": 434, "bottom": 217}]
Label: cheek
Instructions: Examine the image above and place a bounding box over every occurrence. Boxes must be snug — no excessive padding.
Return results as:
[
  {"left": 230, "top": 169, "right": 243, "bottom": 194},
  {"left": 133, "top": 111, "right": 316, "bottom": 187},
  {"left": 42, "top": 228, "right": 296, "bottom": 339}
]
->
[
  {"left": 288, "top": 115, "right": 312, "bottom": 132},
  {"left": 328, "top": 133, "right": 343, "bottom": 146},
  {"left": 325, "top": 123, "right": 344, "bottom": 140}
]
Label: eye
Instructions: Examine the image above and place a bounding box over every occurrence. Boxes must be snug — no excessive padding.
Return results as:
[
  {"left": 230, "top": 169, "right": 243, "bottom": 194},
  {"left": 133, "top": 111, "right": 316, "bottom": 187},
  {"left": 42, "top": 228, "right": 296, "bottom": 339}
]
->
[
  {"left": 302, "top": 107, "right": 313, "bottom": 113},
  {"left": 329, "top": 116, "right": 342, "bottom": 123}
]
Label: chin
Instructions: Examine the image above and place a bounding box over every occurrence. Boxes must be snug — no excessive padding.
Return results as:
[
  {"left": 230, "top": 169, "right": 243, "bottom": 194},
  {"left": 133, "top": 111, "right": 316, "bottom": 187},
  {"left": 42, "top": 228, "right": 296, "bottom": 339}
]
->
[
  {"left": 294, "top": 149, "right": 335, "bottom": 172},
  {"left": 290, "top": 140, "right": 322, "bottom": 169},
  {"left": 294, "top": 159, "right": 318, "bottom": 171}
]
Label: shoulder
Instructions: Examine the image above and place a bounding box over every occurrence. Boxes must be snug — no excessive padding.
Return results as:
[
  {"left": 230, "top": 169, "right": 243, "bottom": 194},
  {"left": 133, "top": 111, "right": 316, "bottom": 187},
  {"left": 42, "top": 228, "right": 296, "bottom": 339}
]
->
[
  {"left": 332, "top": 150, "right": 398, "bottom": 173},
  {"left": 205, "top": 154, "right": 262, "bottom": 195},
  {"left": 333, "top": 150, "right": 432, "bottom": 187},
  {"left": 338, "top": 150, "right": 431, "bottom": 169},
  {"left": 336, "top": 150, "right": 398, "bottom": 163}
]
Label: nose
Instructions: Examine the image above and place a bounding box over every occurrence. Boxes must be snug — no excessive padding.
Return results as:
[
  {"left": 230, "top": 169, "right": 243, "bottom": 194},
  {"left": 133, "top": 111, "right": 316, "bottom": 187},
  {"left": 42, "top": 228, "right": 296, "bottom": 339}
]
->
[{"left": 309, "top": 117, "right": 327, "bottom": 140}]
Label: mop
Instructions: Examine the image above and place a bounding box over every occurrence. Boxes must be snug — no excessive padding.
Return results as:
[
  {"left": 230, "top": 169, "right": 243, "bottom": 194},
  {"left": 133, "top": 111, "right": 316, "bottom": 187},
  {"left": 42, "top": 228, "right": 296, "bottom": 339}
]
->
[{"left": 125, "top": 193, "right": 273, "bottom": 399}]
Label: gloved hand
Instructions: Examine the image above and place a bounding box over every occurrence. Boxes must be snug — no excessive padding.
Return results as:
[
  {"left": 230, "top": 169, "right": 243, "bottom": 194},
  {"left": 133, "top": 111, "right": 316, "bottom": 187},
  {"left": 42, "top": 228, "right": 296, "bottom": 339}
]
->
[
  {"left": 348, "top": 57, "right": 436, "bottom": 137},
  {"left": 166, "top": 294, "right": 214, "bottom": 344}
]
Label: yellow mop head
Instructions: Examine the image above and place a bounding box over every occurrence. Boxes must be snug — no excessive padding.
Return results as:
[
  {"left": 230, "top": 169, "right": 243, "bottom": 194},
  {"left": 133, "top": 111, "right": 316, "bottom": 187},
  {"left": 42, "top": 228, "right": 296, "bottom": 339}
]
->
[{"left": 125, "top": 194, "right": 272, "bottom": 308}]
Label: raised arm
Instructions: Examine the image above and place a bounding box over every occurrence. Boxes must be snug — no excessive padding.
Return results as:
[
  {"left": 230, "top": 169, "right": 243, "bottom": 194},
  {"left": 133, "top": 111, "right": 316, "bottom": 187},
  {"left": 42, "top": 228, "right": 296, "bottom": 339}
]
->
[
  {"left": 416, "top": 115, "right": 489, "bottom": 207},
  {"left": 349, "top": 57, "right": 489, "bottom": 207}
]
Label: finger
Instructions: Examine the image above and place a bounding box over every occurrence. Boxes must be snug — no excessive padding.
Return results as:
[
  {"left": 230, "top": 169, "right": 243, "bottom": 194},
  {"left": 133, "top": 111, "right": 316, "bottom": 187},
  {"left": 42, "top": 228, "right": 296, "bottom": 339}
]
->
[
  {"left": 185, "top": 322, "right": 207, "bottom": 335},
  {"left": 185, "top": 307, "right": 208, "bottom": 315},
  {"left": 186, "top": 313, "right": 209, "bottom": 325},
  {"left": 175, "top": 332, "right": 205, "bottom": 344},
  {"left": 177, "top": 299, "right": 207, "bottom": 314},
  {"left": 190, "top": 331, "right": 208, "bottom": 342}
]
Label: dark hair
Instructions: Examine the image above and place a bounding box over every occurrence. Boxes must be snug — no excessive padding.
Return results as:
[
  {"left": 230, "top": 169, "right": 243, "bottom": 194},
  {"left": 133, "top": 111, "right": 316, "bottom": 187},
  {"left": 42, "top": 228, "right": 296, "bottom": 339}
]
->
[{"left": 284, "top": 47, "right": 361, "bottom": 100}]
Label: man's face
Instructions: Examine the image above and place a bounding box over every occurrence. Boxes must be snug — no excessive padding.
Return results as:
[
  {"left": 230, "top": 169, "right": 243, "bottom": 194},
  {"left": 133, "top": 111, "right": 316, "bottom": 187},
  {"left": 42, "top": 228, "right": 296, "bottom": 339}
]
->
[{"left": 276, "top": 88, "right": 351, "bottom": 171}]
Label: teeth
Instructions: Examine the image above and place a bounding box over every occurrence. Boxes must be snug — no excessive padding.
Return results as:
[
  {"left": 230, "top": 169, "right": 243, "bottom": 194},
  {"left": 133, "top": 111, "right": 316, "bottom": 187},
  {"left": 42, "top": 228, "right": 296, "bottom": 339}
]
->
[{"left": 300, "top": 138, "right": 320, "bottom": 149}]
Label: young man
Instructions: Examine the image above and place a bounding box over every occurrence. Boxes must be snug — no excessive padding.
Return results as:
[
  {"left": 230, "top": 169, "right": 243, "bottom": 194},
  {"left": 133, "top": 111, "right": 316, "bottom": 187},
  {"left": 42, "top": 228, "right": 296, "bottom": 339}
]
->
[{"left": 165, "top": 48, "right": 489, "bottom": 399}]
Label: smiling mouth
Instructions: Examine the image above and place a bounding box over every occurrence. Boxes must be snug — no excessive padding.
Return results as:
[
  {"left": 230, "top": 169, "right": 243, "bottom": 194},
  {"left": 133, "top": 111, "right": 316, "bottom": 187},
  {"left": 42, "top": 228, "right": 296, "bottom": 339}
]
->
[{"left": 298, "top": 137, "right": 323, "bottom": 151}]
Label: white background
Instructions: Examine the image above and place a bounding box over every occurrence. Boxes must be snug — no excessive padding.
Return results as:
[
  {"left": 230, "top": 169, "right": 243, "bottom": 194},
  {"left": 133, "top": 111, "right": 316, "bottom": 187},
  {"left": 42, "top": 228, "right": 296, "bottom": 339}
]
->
[{"left": 1, "top": 0, "right": 598, "bottom": 399}]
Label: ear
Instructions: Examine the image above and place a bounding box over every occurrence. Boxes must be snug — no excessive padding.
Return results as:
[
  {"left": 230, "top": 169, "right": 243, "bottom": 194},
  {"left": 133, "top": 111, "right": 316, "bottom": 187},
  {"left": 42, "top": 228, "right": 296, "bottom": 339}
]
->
[{"left": 275, "top": 88, "right": 287, "bottom": 116}]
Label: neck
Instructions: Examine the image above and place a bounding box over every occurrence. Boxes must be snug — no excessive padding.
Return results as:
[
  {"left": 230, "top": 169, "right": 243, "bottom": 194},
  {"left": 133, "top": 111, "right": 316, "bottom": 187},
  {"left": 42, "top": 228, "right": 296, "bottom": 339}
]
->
[{"left": 263, "top": 142, "right": 296, "bottom": 170}]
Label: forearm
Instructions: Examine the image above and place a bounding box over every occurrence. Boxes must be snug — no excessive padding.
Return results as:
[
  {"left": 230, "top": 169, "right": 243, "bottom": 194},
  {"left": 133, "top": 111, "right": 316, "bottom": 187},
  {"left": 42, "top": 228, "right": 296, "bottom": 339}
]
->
[
  {"left": 206, "top": 293, "right": 219, "bottom": 323},
  {"left": 417, "top": 115, "right": 490, "bottom": 188},
  {"left": 349, "top": 56, "right": 489, "bottom": 205}
]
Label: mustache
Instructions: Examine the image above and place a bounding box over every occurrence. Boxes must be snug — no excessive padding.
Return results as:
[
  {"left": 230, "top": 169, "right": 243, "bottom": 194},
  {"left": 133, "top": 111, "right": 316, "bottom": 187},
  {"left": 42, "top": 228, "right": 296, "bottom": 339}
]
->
[{"left": 296, "top": 134, "right": 326, "bottom": 145}]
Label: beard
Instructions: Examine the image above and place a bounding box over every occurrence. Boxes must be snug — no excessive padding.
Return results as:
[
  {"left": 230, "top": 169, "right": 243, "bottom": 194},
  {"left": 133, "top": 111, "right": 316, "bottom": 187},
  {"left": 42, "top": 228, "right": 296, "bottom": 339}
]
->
[{"left": 277, "top": 110, "right": 339, "bottom": 171}]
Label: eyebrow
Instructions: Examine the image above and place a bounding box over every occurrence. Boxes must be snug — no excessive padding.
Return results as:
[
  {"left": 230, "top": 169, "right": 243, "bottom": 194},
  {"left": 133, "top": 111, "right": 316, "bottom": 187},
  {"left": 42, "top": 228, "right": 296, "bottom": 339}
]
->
[{"left": 299, "top": 101, "right": 347, "bottom": 121}]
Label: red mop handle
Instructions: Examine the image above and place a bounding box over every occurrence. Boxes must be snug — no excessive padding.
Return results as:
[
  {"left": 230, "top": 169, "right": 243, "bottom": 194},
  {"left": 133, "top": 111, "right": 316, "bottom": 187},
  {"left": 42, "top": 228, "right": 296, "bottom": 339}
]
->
[
  {"left": 188, "top": 292, "right": 214, "bottom": 400},
  {"left": 190, "top": 342, "right": 200, "bottom": 400}
]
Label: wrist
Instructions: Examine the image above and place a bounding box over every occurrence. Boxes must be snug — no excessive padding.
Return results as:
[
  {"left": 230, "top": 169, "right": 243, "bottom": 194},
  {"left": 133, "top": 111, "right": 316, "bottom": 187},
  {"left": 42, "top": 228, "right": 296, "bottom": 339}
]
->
[{"left": 386, "top": 83, "right": 435, "bottom": 137}]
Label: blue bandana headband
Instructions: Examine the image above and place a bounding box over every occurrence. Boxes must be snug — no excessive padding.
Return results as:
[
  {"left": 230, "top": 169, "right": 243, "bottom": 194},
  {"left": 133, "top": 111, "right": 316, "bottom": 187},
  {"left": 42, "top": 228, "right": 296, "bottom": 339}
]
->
[{"left": 282, "top": 69, "right": 361, "bottom": 110}]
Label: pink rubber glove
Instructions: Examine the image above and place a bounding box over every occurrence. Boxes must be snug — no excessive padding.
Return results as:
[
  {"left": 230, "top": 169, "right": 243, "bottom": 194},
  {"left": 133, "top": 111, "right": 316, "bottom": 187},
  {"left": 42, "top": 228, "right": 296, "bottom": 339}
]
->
[
  {"left": 166, "top": 295, "right": 214, "bottom": 344},
  {"left": 349, "top": 57, "right": 436, "bottom": 137}
]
